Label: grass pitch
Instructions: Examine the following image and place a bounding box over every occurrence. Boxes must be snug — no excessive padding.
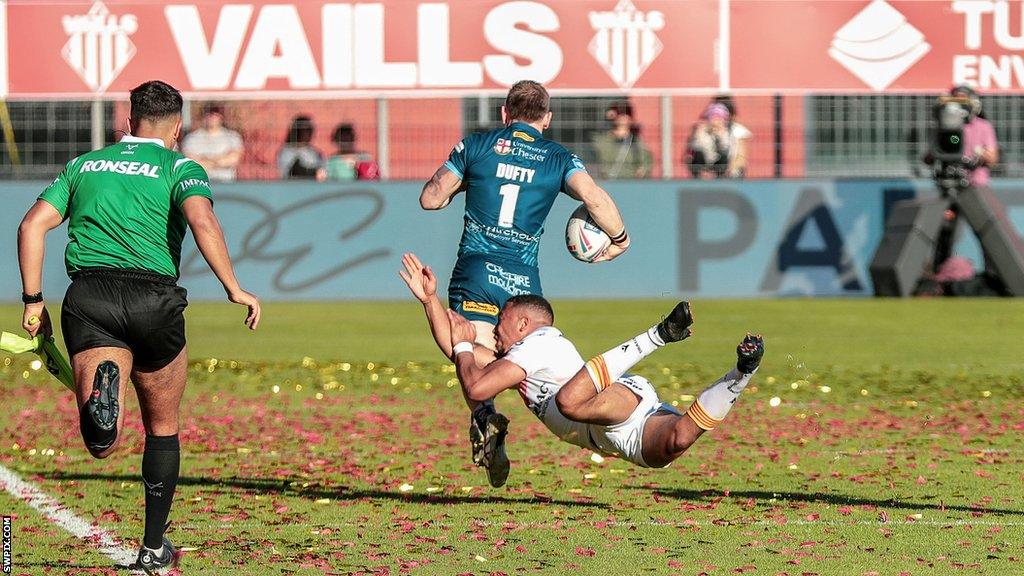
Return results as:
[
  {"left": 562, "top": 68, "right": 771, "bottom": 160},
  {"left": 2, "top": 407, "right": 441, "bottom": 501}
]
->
[{"left": 1, "top": 299, "right": 1023, "bottom": 575}]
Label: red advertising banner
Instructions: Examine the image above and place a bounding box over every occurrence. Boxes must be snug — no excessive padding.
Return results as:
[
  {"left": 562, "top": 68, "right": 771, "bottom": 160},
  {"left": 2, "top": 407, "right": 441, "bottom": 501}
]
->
[
  {"left": 4, "top": 0, "right": 1024, "bottom": 98},
  {"left": 1, "top": 0, "right": 719, "bottom": 99},
  {"left": 730, "top": 0, "right": 1024, "bottom": 93}
]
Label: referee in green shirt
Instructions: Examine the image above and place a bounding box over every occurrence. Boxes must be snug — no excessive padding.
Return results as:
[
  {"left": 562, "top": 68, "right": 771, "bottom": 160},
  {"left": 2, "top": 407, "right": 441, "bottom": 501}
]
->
[{"left": 17, "top": 80, "right": 260, "bottom": 573}]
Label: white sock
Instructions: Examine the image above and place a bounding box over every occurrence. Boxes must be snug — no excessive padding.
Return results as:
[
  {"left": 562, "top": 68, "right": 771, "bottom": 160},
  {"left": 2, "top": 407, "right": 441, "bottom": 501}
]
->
[
  {"left": 687, "top": 368, "right": 755, "bottom": 430},
  {"left": 586, "top": 325, "right": 665, "bottom": 391}
]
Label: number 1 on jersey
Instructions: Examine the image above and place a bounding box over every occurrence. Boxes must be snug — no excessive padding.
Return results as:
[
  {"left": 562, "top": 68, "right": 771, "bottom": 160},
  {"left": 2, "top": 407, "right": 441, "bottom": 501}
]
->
[{"left": 498, "top": 183, "right": 521, "bottom": 228}]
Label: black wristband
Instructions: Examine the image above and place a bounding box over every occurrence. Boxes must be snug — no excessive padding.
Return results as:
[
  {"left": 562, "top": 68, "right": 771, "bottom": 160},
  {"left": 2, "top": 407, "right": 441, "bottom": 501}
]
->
[
  {"left": 610, "top": 229, "right": 629, "bottom": 245},
  {"left": 21, "top": 292, "right": 43, "bottom": 304}
]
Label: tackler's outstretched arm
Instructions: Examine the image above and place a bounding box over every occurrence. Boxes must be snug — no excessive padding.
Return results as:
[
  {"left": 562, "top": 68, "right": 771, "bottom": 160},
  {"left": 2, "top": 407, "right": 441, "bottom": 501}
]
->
[{"left": 399, "top": 253, "right": 496, "bottom": 366}]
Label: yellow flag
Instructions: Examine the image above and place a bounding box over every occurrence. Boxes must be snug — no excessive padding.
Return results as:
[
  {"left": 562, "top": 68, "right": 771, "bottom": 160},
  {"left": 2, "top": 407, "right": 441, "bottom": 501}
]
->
[{"left": 0, "top": 332, "right": 74, "bottom": 391}]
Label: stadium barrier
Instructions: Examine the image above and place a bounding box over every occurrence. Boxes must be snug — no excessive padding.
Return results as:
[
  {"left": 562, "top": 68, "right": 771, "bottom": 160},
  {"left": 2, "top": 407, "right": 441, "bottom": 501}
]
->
[{"left": 1, "top": 180, "right": 1021, "bottom": 301}]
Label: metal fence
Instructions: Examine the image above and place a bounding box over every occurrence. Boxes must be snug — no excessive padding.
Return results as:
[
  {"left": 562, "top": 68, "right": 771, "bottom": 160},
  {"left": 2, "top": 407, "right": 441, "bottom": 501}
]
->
[
  {"left": 806, "top": 94, "right": 1024, "bottom": 179},
  {"left": 3, "top": 94, "right": 1022, "bottom": 181}
]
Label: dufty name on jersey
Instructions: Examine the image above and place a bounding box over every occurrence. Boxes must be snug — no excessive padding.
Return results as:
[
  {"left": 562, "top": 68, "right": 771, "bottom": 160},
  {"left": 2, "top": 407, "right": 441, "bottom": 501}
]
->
[{"left": 495, "top": 162, "right": 536, "bottom": 183}]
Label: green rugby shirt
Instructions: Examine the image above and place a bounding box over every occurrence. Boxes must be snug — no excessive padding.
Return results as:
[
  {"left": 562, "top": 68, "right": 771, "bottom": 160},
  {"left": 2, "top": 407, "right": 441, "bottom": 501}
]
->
[{"left": 39, "top": 136, "right": 213, "bottom": 279}]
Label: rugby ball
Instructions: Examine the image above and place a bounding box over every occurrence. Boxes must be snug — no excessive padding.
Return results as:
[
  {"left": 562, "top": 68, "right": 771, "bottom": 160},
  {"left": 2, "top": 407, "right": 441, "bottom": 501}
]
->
[{"left": 565, "top": 205, "right": 611, "bottom": 263}]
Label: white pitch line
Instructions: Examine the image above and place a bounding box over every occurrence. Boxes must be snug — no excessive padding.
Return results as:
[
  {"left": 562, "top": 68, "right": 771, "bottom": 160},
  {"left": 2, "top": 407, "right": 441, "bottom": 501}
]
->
[{"left": 0, "top": 463, "right": 142, "bottom": 573}]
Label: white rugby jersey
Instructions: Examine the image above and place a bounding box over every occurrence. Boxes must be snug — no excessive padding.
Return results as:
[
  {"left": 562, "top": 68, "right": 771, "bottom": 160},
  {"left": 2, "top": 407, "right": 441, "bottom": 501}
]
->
[{"left": 502, "top": 326, "right": 600, "bottom": 452}]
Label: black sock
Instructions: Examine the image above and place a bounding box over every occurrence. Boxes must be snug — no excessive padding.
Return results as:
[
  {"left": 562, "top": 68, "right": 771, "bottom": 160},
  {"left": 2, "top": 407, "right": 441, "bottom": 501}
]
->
[
  {"left": 472, "top": 401, "right": 495, "bottom": 430},
  {"left": 142, "top": 434, "right": 180, "bottom": 550}
]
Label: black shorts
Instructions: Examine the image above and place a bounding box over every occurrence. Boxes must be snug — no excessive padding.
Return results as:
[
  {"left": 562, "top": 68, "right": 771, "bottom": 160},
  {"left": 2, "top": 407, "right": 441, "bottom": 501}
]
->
[{"left": 61, "top": 268, "right": 188, "bottom": 370}]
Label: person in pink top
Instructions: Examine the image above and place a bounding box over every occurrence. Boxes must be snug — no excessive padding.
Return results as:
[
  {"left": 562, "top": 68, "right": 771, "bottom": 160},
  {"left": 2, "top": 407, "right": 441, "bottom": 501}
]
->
[{"left": 952, "top": 85, "right": 999, "bottom": 188}]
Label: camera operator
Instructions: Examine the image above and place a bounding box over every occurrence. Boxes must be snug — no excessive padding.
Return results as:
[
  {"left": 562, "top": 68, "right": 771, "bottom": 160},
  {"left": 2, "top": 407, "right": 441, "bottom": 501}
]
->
[
  {"left": 916, "top": 85, "right": 1005, "bottom": 296},
  {"left": 951, "top": 85, "right": 998, "bottom": 188}
]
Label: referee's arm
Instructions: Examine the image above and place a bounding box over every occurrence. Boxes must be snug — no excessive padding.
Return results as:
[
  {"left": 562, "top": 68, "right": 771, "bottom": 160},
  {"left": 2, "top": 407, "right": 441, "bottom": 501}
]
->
[
  {"left": 182, "top": 196, "right": 261, "bottom": 330},
  {"left": 17, "top": 201, "right": 64, "bottom": 337}
]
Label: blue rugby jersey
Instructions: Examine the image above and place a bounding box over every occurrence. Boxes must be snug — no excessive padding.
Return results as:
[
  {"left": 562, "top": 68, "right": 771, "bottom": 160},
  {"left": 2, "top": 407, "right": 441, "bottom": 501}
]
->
[{"left": 444, "top": 122, "right": 586, "bottom": 267}]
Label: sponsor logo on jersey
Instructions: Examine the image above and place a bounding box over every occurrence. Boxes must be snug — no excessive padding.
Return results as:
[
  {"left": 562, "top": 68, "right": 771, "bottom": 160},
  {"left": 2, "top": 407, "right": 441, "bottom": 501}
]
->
[
  {"left": 488, "top": 138, "right": 551, "bottom": 163},
  {"left": 510, "top": 144, "right": 547, "bottom": 162},
  {"left": 79, "top": 159, "right": 160, "bottom": 178},
  {"left": 178, "top": 178, "right": 211, "bottom": 191},
  {"left": 485, "top": 261, "right": 533, "bottom": 296},
  {"left": 588, "top": 0, "right": 664, "bottom": 89},
  {"left": 62, "top": 1, "right": 138, "bottom": 93},
  {"left": 518, "top": 384, "right": 549, "bottom": 418},
  {"left": 494, "top": 139, "right": 512, "bottom": 155},
  {"left": 530, "top": 396, "right": 551, "bottom": 419},
  {"left": 462, "top": 300, "right": 499, "bottom": 316},
  {"left": 466, "top": 218, "right": 539, "bottom": 246}
]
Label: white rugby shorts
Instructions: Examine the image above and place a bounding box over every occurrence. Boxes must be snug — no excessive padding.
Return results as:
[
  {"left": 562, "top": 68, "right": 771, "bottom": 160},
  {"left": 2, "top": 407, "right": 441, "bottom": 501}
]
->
[{"left": 591, "top": 374, "right": 680, "bottom": 468}]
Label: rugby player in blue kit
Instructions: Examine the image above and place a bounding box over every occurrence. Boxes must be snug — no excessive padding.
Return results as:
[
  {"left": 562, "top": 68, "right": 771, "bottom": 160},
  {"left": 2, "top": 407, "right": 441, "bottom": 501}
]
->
[{"left": 419, "top": 80, "right": 629, "bottom": 487}]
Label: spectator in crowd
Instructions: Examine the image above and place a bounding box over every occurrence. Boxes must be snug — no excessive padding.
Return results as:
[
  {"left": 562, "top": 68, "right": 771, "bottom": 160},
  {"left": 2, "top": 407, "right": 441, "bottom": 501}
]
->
[
  {"left": 181, "top": 104, "right": 243, "bottom": 182},
  {"left": 952, "top": 84, "right": 998, "bottom": 188},
  {"left": 685, "top": 103, "right": 733, "bottom": 179},
  {"left": 324, "top": 123, "right": 380, "bottom": 181},
  {"left": 277, "top": 115, "right": 324, "bottom": 180},
  {"left": 590, "top": 101, "right": 652, "bottom": 179},
  {"left": 713, "top": 95, "right": 752, "bottom": 178}
]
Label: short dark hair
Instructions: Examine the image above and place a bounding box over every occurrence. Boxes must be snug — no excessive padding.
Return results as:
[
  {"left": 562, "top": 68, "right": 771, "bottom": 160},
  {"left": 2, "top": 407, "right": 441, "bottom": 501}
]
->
[
  {"left": 608, "top": 101, "right": 634, "bottom": 118},
  {"left": 129, "top": 81, "right": 183, "bottom": 125},
  {"left": 286, "top": 115, "right": 315, "bottom": 145},
  {"left": 951, "top": 84, "right": 981, "bottom": 101},
  {"left": 202, "top": 103, "right": 225, "bottom": 117},
  {"left": 332, "top": 123, "right": 355, "bottom": 153},
  {"left": 505, "top": 294, "right": 554, "bottom": 324},
  {"left": 504, "top": 80, "right": 549, "bottom": 123}
]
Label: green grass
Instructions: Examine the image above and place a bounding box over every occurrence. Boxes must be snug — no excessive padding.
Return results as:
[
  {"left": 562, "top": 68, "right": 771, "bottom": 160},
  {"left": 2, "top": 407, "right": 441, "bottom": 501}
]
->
[{"left": 1, "top": 299, "right": 1023, "bottom": 575}]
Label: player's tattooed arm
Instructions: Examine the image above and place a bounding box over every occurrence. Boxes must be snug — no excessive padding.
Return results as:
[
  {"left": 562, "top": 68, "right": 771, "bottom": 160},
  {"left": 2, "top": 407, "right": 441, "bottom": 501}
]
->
[{"left": 420, "top": 166, "right": 464, "bottom": 210}]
